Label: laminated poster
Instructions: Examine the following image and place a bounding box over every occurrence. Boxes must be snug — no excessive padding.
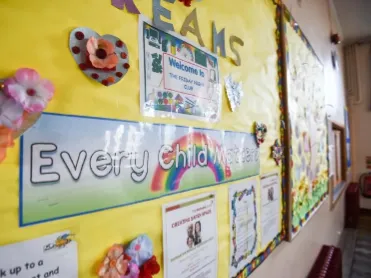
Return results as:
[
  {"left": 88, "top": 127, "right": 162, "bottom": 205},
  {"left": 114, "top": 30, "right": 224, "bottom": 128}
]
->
[
  {"left": 162, "top": 193, "right": 218, "bottom": 278},
  {"left": 260, "top": 172, "right": 280, "bottom": 248},
  {"left": 0, "top": 231, "right": 77, "bottom": 278},
  {"left": 20, "top": 113, "right": 259, "bottom": 226},
  {"left": 229, "top": 178, "right": 258, "bottom": 278},
  {"left": 139, "top": 16, "right": 222, "bottom": 122}
]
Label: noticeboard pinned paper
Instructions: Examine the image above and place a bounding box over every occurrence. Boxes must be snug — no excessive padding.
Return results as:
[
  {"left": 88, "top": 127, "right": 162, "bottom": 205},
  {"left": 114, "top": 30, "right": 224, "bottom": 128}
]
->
[
  {"left": 0, "top": 231, "right": 77, "bottom": 278},
  {"left": 139, "top": 16, "right": 222, "bottom": 122}
]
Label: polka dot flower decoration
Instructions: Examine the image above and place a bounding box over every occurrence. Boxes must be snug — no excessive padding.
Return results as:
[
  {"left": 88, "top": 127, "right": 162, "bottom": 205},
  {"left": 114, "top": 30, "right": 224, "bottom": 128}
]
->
[{"left": 69, "top": 27, "right": 130, "bottom": 86}]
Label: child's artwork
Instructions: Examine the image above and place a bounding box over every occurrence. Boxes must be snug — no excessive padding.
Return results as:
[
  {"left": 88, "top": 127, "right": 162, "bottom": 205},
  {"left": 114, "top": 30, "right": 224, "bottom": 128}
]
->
[
  {"left": 284, "top": 7, "right": 328, "bottom": 239},
  {"left": 139, "top": 16, "right": 221, "bottom": 122}
]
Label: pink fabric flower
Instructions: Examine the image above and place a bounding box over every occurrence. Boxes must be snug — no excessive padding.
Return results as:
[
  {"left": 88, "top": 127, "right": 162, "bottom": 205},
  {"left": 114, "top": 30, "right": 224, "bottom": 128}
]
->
[
  {"left": 4, "top": 68, "right": 55, "bottom": 113},
  {"left": 123, "top": 262, "right": 139, "bottom": 278},
  {"left": 87, "top": 37, "right": 119, "bottom": 69},
  {"left": 0, "top": 91, "right": 24, "bottom": 129},
  {"left": 98, "top": 244, "right": 129, "bottom": 278}
]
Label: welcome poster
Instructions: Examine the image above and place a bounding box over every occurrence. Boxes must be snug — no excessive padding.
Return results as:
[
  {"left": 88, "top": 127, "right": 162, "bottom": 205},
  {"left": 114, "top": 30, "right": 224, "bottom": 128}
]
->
[
  {"left": 20, "top": 113, "right": 259, "bottom": 226},
  {"left": 139, "top": 17, "right": 222, "bottom": 122}
]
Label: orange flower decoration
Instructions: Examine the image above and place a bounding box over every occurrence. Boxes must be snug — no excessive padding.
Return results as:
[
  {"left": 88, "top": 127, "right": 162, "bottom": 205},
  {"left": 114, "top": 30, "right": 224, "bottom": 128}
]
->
[
  {"left": 87, "top": 37, "right": 119, "bottom": 69},
  {"left": 0, "top": 127, "right": 14, "bottom": 163},
  {"left": 98, "top": 244, "right": 130, "bottom": 278}
]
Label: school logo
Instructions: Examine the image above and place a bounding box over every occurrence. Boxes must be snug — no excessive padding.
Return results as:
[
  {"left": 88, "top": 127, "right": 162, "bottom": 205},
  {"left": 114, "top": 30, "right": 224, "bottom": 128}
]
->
[{"left": 43, "top": 233, "right": 73, "bottom": 252}]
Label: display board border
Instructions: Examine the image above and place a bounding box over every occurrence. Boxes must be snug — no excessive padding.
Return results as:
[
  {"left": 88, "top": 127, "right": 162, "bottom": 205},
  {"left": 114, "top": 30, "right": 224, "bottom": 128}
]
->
[
  {"left": 282, "top": 5, "right": 329, "bottom": 241},
  {"left": 232, "top": 2, "right": 288, "bottom": 277}
]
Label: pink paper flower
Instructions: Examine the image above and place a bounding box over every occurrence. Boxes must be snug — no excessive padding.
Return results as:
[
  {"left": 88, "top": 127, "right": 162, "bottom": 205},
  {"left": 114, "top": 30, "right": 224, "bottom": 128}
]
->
[
  {"left": 0, "top": 92, "right": 24, "bottom": 129},
  {"left": 4, "top": 68, "right": 55, "bottom": 113},
  {"left": 123, "top": 262, "right": 139, "bottom": 278},
  {"left": 98, "top": 244, "right": 130, "bottom": 278},
  {"left": 87, "top": 37, "right": 119, "bottom": 69}
]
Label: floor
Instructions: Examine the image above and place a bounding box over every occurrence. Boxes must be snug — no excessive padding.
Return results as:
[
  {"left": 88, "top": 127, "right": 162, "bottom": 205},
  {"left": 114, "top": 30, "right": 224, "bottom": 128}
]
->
[{"left": 342, "top": 210, "right": 371, "bottom": 278}]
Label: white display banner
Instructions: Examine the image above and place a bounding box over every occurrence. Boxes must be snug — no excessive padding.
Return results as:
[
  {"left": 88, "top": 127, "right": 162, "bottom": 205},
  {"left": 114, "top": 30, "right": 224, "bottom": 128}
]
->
[
  {"left": 162, "top": 193, "right": 218, "bottom": 278},
  {"left": 0, "top": 231, "right": 77, "bottom": 278},
  {"left": 229, "top": 178, "right": 258, "bottom": 278},
  {"left": 260, "top": 173, "right": 281, "bottom": 248}
]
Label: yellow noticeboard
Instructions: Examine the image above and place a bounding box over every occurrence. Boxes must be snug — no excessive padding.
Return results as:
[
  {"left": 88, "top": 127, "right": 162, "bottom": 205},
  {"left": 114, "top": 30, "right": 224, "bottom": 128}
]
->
[{"left": 0, "top": 0, "right": 283, "bottom": 277}]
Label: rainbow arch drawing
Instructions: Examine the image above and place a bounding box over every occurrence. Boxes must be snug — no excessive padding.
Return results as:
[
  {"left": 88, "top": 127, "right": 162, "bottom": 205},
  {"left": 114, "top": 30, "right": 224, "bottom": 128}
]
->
[{"left": 151, "top": 131, "right": 229, "bottom": 192}]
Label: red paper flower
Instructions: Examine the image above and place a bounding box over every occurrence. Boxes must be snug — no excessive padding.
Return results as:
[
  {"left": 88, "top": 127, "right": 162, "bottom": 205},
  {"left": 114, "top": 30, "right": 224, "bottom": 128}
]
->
[
  {"left": 179, "top": 0, "right": 192, "bottom": 7},
  {"left": 139, "top": 256, "right": 160, "bottom": 278}
]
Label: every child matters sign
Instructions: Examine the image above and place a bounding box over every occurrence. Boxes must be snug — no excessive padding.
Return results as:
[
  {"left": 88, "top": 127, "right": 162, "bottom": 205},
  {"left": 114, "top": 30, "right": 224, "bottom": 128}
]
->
[
  {"left": 20, "top": 113, "right": 259, "bottom": 226},
  {"left": 139, "top": 17, "right": 222, "bottom": 122}
]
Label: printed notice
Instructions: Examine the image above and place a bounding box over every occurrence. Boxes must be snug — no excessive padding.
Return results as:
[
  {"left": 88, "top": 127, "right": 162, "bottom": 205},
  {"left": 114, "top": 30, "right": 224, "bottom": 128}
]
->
[
  {"left": 139, "top": 16, "right": 221, "bottom": 122},
  {"left": 162, "top": 193, "right": 218, "bottom": 278},
  {"left": 260, "top": 173, "right": 281, "bottom": 248},
  {"left": 229, "top": 179, "right": 258, "bottom": 278},
  {"left": 0, "top": 231, "right": 77, "bottom": 278}
]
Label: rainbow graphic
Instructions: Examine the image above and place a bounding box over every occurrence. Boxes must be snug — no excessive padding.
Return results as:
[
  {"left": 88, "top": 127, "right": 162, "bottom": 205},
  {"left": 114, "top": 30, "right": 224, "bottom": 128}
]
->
[{"left": 151, "top": 132, "right": 229, "bottom": 192}]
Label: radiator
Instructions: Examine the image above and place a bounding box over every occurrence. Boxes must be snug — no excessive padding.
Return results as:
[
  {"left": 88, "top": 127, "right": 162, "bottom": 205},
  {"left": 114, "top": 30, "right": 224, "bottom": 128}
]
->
[{"left": 307, "top": 245, "right": 342, "bottom": 278}]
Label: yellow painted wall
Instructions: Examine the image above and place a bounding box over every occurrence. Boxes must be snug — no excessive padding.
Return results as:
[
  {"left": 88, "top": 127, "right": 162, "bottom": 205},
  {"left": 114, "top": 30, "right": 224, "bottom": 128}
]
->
[{"left": 0, "top": 0, "right": 282, "bottom": 277}]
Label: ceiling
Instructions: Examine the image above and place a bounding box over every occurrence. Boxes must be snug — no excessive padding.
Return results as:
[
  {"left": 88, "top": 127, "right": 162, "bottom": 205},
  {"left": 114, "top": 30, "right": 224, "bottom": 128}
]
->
[{"left": 333, "top": 0, "right": 371, "bottom": 44}]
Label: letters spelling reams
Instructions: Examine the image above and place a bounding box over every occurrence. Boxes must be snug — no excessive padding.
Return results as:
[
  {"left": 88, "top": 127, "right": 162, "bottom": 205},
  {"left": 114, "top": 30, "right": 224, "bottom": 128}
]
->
[{"left": 153, "top": 0, "right": 244, "bottom": 66}]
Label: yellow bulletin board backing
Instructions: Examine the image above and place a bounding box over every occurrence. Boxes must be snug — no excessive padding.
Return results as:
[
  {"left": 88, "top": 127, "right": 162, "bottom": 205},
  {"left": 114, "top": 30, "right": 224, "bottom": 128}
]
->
[
  {"left": 0, "top": 0, "right": 285, "bottom": 277},
  {"left": 282, "top": 7, "right": 329, "bottom": 240}
]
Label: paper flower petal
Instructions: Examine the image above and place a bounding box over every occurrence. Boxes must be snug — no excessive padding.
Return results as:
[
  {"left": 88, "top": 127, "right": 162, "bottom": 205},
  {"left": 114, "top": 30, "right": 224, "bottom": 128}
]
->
[
  {"left": 125, "top": 235, "right": 153, "bottom": 267},
  {"left": 87, "top": 37, "right": 99, "bottom": 55},
  {"left": 15, "top": 68, "right": 40, "bottom": 88},
  {"left": 0, "top": 92, "right": 24, "bottom": 129}
]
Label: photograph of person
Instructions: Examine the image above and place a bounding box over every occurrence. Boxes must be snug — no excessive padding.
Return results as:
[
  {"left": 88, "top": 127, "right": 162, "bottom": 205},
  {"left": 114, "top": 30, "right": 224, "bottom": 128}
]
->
[
  {"left": 194, "top": 221, "right": 202, "bottom": 245},
  {"left": 187, "top": 224, "right": 195, "bottom": 249},
  {"left": 268, "top": 187, "right": 274, "bottom": 201},
  {"left": 187, "top": 236, "right": 194, "bottom": 249}
]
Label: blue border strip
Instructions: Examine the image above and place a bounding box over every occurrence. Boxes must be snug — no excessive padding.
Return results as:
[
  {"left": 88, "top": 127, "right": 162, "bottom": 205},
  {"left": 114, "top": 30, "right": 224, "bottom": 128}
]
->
[{"left": 19, "top": 112, "right": 259, "bottom": 227}]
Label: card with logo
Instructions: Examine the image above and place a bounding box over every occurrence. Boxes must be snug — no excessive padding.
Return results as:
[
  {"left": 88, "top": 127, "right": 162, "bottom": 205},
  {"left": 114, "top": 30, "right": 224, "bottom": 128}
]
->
[{"left": 0, "top": 231, "right": 77, "bottom": 278}]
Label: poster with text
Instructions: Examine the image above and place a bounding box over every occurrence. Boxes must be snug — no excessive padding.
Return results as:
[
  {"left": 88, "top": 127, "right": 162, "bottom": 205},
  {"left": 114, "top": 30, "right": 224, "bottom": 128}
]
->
[
  {"left": 139, "top": 16, "right": 221, "bottom": 122},
  {"left": 260, "top": 173, "right": 280, "bottom": 248},
  {"left": 229, "top": 178, "right": 258, "bottom": 278},
  {"left": 20, "top": 113, "right": 259, "bottom": 226},
  {"left": 162, "top": 193, "right": 218, "bottom": 278},
  {"left": 0, "top": 231, "right": 77, "bottom": 278}
]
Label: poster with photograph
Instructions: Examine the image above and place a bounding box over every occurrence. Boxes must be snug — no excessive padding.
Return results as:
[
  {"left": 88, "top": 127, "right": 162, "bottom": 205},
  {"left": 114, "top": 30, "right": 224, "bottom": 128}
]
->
[
  {"left": 139, "top": 16, "right": 221, "bottom": 122},
  {"left": 0, "top": 231, "right": 77, "bottom": 278},
  {"left": 162, "top": 193, "right": 218, "bottom": 278},
  {"left": 260, "top": 172, "right": 281, "bottom": 248},
  {"left": 229, "top": 178, "right": 258, "bottom": 278}
]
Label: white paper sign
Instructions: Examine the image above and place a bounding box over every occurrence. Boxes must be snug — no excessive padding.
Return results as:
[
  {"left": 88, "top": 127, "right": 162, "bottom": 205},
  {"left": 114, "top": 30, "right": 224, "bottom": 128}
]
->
[
  {"left": 0, "top": 231, "right": 77, "bottom": 278},
  {"left": 162, "top": 193, "right": 218, "bottom": 278},
  {"left": 260, "top": 173, "right": 281, "bottom": 248},
  {"left": 229, "top": 179, "right": 258, "bottom": 278}
]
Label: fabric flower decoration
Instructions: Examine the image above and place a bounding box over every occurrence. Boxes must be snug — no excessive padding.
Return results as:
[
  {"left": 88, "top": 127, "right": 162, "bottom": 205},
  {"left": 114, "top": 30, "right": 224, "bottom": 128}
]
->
[
  {"left": 123, "top": 262, "right": 139, "bottom": 278},
  {"left": 255, "top": 122, "right": 267, "bottom": 145},
  {"left": 179, "top": 0, "right": 192, "bottom": 7},
  {"left": 4, "top": 68, "right": 55, "bottom": 113},
  {"left": 0, "top": 127, "right": 13, "bottom": 163},
  {"left": 0, "top": 92, "right": 24, "bottom": 129},
  {"left": 138, "top": 256, "right": 160, "bottom": 278},
  {"left": 98, "top": 244, "right": 131, "bottom": 278},
  {"left": 87, "top": 37, "right": 119, "bottom": 69},
  {"left": 272, "top": 139, "right": 284, "bottom": 165},
  {"left": 125, "top": 235, "right": 153, "bottom": 267}
]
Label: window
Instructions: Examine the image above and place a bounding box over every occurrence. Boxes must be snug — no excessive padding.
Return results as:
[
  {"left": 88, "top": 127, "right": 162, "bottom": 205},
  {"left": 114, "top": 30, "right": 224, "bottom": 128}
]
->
[{"left": 329, "top": 122, "right": 347, "bottom": 208}]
